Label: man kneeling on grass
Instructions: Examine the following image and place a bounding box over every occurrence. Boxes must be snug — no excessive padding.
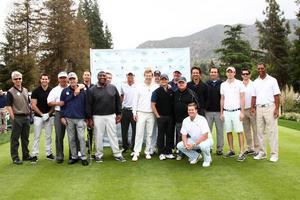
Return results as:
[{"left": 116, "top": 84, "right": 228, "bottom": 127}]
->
[{"left": 177, "top": 103, "right": 213, "bottom": 167}]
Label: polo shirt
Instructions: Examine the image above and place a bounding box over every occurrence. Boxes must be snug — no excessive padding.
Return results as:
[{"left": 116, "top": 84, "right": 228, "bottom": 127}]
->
[
  {"left": 206, "top": 79, "right": 223, "bottom": 112},
  {"left": 151, "top": 86, "right": 174, "bottom": 116},
  {"left": 120, "top": 82, "right": 136, "bottom": 108},
  {"left": 181, "top": 114, "right": 212, "bottom": 142},
  {"left": 243, "top": 80, "right": 254, "bottom": 109},
  {"left": 31, "top": 85, "right": 52, "bottom": 117},
  {"left": 47, "top": 85, "right": 66, "bottom": 111},
  {"left": 220, "top": 79, "right": 245, "bottom": 110},
  {"left": 252, "top": 74, "right": 280, "bottom": 105}
]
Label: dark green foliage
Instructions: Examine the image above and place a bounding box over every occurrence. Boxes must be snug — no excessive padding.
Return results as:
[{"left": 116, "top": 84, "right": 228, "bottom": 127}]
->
[
  {"left": 289, "top": 1, "right": 300, "bottom": 93},
  {"left": 215, "top": 24, "right": 253, "bottom": 78},
  {"left": 256, "top": 0, "right": 291, "bottom": 90}
]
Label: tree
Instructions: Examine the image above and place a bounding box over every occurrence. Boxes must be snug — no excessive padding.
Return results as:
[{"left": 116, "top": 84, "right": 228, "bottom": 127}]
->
[
  {"left": 0, "top": 0, "right": 40, "bottom": 90},
  {"left": 256, "top": 0, "right": 291, "bottom": 90},
  {"left": 41, "top": 0, "right": 84, "bottom": 85},
  {"left": 215, "top": 24, "right": 253, "bottom": 78},
  {"left": 289, "top": 0, "right": 300, "bottom": 93},
  {"left": 80, "top": 0, "right": 113, "bottom": 49}
]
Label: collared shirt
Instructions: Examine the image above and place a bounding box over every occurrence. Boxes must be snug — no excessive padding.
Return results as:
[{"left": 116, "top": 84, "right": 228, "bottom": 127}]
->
[
  {"left": 187, "top": 80, "right": 208, "bottom": 109},
  {"left": 180, "top": 114, "right": 212, "bottom": 142},
  {"left": 220, "top": 79, "right": 245, "bottom": 110},
  {"left": 132, "top": 82, "right": 157, "bottom": 115},
  {"left": 243, "top": 80, "right": 254, "bottom": 109},
  {"left": 206, "top": 79, "right": 223, "bottom": 112},
  {"left": 47, "top": 85, "right": 66, "bottom": 111},
  {"left": 31, "top": 85, "right": 52, "bottom": 117},
  {"left": 120, "top": 82, "right": 136, "bottom": 108},
  {"left": 252, "top": 74, "right": 280, "bottom": 105},
  {"left": 151, "top": 86, "right": 174, "bottom": 116}
]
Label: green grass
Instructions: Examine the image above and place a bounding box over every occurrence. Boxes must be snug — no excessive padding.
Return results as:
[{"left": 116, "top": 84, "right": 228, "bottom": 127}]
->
[
  {"left": 279, "top": 119, "right": 300, "bottom": 131},
  {"left": 0, "top": 126, "right": 300, "bottom": 200}
]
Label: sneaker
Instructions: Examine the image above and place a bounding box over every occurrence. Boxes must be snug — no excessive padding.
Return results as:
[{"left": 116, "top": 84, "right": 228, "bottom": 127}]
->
[
  {"left": 202, "top": 161, "right": 211, "bottom": 167},
  {"left": 269, "top": 155, "right": 278, "bottom": 162},
  {"left": 244, "top": 150, "right": 255, "bottom": 155},
  {"left": 46, "top": 154, "right": 55, "bottom": 160},
  {"left": 253, "top": 152, "right": 267, "bottom": 160},
  {"left": 23, "top": 156, "right": 33, "bottom": 161},
  {"left": 165, "top": 154, "right": 175, "bottom": 159},
  {"left": 159, "top": 154, "right": 166, "bottom": 160},
  {"left": 190, "top": 154, "right": 202, "bottom": 165},
  {"left": 95, "top": 157, "right": 103, "bottom": 163},
  {"left": 176, "top": 155, "right": 183, "bottom": 161},
  {"left": 130, "top": 152, "right": 135, "bottom": 157},
  {"left": 224, "top": 151, "right": 235, "bottom": 158},
  {"left": 31, "top": 156, "right": 38, "bottom": 164},
  {"left": 81, "top": 159, "right": 89, "bottom": 166},
  {"left": 68, "top": 159, "right": 78, "bottom": 164},
  {"left": 115, "top": 156, "right": 126, "bottom": 162},
  {"left": 237, "top": 153, "right": 246, "bottom": 162},
  {"left": 132, "top": 154, "right": 139, "bottom": 161},
  {"left": 216, "top": 150, "right": 223, "bottom": 155},
  {"left": 13, "top": 158, "right": 23, "bottom": 165},
  {"left": 145, "top": 154, "right": 152, "bottom": 160}
]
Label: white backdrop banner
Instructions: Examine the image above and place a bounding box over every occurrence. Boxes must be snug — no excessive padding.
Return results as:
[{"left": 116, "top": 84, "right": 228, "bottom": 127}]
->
[{"left": 90, "top": 48, "right": 190, "bottom": 89}]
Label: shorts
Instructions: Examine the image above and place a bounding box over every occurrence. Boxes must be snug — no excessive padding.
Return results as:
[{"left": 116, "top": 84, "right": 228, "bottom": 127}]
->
[{"left": 224, "top": 110, "right": 243, "bottom": 133}]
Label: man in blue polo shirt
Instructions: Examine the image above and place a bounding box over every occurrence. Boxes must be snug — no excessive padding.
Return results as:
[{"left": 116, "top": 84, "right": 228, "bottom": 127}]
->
[{"left": 60, "top": 72, "right": 88, "bottom": 166}]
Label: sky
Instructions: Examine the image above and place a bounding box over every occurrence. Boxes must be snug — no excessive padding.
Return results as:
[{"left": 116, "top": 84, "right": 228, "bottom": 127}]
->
[{"left": 0, "top": 0, "right": 298, "bottom": 49}]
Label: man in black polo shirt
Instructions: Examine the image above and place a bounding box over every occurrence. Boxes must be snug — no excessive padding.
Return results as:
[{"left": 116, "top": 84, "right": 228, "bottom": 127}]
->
[
  {"left": 151, "top": 74, "right": 175, "bottom": 160},
  {"left": 173, "top": 76, "right": 199, "bottom": 160},
  {"left": 206, "top": 66, "right": 224, "bottom": 155},
  {"left": 31, "top": 73, "right": 54, "bottom": 163},
  {"left": 6, "top": 71, "right": 32, "bottom": 164},
  {"left": 187, "top": 66, "right": 208, "bottom": 117}
]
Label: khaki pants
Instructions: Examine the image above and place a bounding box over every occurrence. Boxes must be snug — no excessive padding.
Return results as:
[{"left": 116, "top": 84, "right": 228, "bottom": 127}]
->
[
  {"left": 243, "top": 109, "right": 259, "bottom": 152},
  {"left": 256, "top": 104, "right": 278, "bottom": 158}
]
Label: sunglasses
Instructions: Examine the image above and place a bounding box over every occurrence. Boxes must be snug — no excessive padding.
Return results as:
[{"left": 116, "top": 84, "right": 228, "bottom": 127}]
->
[
  {"left": 242, "top": 73, "right": 250, "bottom": 76},
  {"left": 14, "top": 78, "right": 22, "bottom": 80}
]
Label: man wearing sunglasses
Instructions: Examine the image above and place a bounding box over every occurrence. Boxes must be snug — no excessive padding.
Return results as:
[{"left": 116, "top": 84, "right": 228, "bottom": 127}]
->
[
  {"left": 241, "top": 68, "right": 258, "bottom": 156},
  {"left": 6, "top": 71, "right": 32, "bottom": 164}
]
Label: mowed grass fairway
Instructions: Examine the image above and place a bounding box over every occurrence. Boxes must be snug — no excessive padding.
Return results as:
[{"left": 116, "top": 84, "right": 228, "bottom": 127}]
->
[{"left": 0, "top": 125, "right": 299, "bottom": 200}]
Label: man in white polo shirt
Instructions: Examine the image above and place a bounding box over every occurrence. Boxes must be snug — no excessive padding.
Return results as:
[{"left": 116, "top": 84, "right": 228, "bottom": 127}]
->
[
  {"left": 132, "top": 69, "right": 157, "bottom": 161},
  {"left": 177, "top": 103, "right": 213, "bottom": 167},
  {"left": 241, "top": 68, "right": 259, "bottom": 156},
  {"left": 220, "top": 66, "right": 246, "bottom": 161},
  {"left": 251, "top": 63, "right": 280, "bottom": 162}
]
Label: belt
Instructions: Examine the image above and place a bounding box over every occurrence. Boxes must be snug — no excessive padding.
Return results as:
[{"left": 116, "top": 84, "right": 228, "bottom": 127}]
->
[
  {"left": 223, "top": 108, "right": 240, "bottom": 112},
  {"left": 257, "top": 103, "right": 274, "bottom": 108},
  {"left": 123, "top": 107, "right": 132, "bottom": 111}
]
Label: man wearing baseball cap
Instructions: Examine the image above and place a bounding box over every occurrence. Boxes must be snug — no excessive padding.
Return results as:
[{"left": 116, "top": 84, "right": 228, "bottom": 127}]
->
[
  {"left": 169, "top": 70, "right": 182, "bottom": 92},
  {"left": 220, "top": 66, "right": 246, "bottom": 161},
  {"left": 151, "top": 74, "right": 175, "bottom": 160}
]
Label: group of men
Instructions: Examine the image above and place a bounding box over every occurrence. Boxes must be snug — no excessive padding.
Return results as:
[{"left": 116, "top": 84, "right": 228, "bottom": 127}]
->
[{"left": 5, "top": 62, "right": 280, "bottom": 167}]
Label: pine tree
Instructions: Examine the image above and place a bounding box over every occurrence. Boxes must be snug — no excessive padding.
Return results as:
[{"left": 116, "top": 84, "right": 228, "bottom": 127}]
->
[
  {"left": 104, "top": 24, "right": 113, "bottom": 49},
  {"left": 0, "top": 0, "right": 40, "bottom": 90},
  {"left": 215, "top": 24, "right": 253, "bottom": 78},
  {"left": 289, "top": 0, "right": 300, "bottom": 93},
  {"left": 256, "top": 0, "right": 291, "bottom": 90}
]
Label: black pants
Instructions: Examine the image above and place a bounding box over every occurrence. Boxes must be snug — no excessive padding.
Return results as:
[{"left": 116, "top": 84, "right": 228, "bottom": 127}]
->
[
  {"left": 10, "top": 115, "right": 30, "bottom": 160},
  {"left": 121, "top": 109, "right": 136, "bottom": 151},
  {"left": 157, "top": 116, "right": 174, "bottom": 155}
]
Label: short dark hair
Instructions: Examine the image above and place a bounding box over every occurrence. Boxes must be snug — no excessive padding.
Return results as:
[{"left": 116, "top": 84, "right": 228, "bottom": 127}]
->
[
  {"left": 187, "top": 102, "right": 198, "bottom": 109},
  {"left": 241, "top": 68, "right": 250, "bottom": 74},
  {"left": 209, "top": 66, "right": 219, "bottom": 74},
  {"left": 191, "top": 66, "right": 201, "bottom": 74},
  {"left": 40, "top": 73, "right": 49, "bottom": 79},
  {"left": 257, "top": 62, "right": 265, "bottom": 67}
]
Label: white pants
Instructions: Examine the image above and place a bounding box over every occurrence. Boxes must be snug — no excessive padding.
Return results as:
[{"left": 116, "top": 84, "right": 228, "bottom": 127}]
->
[
  {"left": 134, "top": 111, "right": 155, "bottom": 155},
  {"left": 32, "top": 116, "right": 54, "bottom": 156},
  {"left": 93, "top": 114, "right": 122, "bottom": 158}
]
